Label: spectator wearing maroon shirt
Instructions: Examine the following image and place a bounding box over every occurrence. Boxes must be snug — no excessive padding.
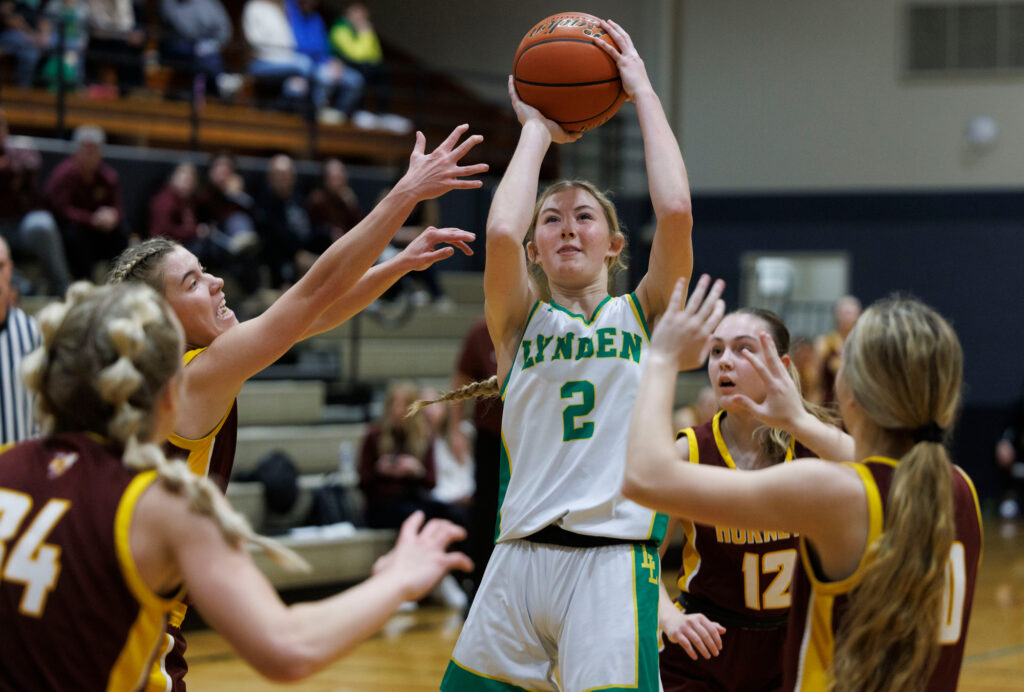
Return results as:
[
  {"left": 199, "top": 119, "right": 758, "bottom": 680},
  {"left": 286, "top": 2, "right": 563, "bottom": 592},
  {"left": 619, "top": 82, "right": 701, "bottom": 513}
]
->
[
  {"left": 0, "top": 110, "right": 70, "bottom": 296},
  {"left": 358, "top": 380, "right": 452, "bottom": 530},
  {"left": 44, "top": 125, "right": 127, "bottom": 280},
  {"left": 307, "top": 158, "right": 362, "bottom": 242}
]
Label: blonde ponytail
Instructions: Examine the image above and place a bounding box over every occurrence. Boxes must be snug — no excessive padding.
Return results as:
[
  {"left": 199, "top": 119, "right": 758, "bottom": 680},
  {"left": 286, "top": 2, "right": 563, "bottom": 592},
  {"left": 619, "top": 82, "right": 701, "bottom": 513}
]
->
[{"left": 828, "top": 297, "right": 962, "bottom": 691}]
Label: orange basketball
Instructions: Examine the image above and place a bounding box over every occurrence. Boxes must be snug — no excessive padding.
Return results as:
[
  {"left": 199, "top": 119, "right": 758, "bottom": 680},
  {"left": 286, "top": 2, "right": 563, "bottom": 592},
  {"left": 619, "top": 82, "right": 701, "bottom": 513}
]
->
[{"left": 513, "top": 12, "right": 627, "bottom": 133}]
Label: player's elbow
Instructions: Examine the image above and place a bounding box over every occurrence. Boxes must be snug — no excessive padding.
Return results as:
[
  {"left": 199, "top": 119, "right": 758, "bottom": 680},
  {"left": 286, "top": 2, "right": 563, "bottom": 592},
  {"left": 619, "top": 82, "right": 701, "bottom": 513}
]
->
[
  {"left": 249, "top": 629, "right": 324, "bottom": 682},
  {"left": 655, "top": 201, "right": 693, "bottom": 232},
  {"left": 486, "top": 222, "right": 522, "bottom": 246},
  {"left": 622, "top": 449, "right": 672, "bottom": 509}
]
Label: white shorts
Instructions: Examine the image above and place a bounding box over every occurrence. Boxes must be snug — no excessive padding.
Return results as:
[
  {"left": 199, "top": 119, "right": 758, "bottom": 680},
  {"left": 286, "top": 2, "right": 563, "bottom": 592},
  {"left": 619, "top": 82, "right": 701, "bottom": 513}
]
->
[{"left": 441, "top": 539, "right": 663, "bottom": 692}]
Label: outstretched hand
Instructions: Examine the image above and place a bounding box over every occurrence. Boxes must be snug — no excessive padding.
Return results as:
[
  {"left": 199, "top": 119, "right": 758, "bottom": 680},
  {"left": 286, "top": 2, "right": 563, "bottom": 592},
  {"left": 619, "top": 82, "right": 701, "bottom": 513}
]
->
[
  {"left": 650, "top": 274, "right": 726, "bottom": 372},
  {"left": 593, "top": 19, "right": 651, "bottom": 100},
  {"left": 719, "top": 332, "right": 806, "bottom": 432},
  {"left": 372, "top": 511, "right": 473, "bottom": 603},
  {"left": 508, "top": 75, "right": 582, "bottom": 144},
  {"left": 395, "top": 226, "right": 475, "bottom": 272},
  {"left": 400, "top": 124, "right": 489, "bottom": 201}
]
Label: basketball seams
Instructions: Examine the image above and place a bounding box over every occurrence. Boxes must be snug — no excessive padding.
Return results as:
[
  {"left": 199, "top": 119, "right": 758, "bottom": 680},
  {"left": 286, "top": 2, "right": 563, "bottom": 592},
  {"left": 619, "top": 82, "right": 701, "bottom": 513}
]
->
[{"left": 512, "top": 13, "right": 627, "bottom": 132}]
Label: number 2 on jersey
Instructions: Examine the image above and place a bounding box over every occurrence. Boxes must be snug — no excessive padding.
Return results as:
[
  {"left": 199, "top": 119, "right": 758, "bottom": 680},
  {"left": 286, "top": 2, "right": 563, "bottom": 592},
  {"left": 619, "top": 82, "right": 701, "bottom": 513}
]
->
[
  {"left": 561, "top": 380, "right": 596, "bottom": 441},
  {"left": 0, "top": 489, "right": 69, "bottom": 617}
]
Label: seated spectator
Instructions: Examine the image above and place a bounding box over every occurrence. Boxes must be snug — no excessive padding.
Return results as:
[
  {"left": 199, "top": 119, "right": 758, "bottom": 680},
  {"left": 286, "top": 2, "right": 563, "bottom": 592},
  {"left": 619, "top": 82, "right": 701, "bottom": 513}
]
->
[
  {"left": 43, "top": 124, "right": 127, "bottom": 281},
  {"left": 358, "top": 380, "right": 450, "bottom": 531},
  {"left": 83, "top": 0, "right": 145, "bottom": 95},
  {"left": 420, "top": 386, "right": 473, "bottom": 529},
  {"left": 242, "top": 0, "right": 310, "bottom": 106},
  {"left": 285, "top": 0, "right": 362, "bottom": 123},
  {"left": 306, "top": 157, "right": 362, "bottom": 242},
  {"left": 331, "top": 1, "right": 407, "bottom": 130},
  {"left": 377, "top": 184, "right": 452, "bottom": 309},
  {"left": 149, "top": 162, "right": 209, "bottom": 256},
  {"left": 0, "top": 0, "right": 47, "bottom": 87},
  {"left": 255, "top": 153, "right": 329, "bottom": 287},
  {"left": 158, "top": 0, "right": 241, "bottom": 98},
  {"left": 41, "top": 0, "right": 88, "bottom": 91},
  {"left": 193, "top": 151, "right": 261, "bottom": 293},
  {"left": 0, "top": 110, "right": 71, "bottom": 296}
]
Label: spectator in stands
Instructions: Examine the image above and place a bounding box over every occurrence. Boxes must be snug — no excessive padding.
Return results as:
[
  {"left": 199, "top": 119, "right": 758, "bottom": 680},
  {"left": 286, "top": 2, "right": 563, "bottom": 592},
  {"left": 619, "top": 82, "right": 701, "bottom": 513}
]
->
[
  {"left": 242, "top": 0, "right": 310, "bottom": 106},
  {"left": 285, "top": 0, "right": 362, "bottom": 123},
  {"left": 815, "top": 294, "right": 861, "bottom": 406},
  {"left": 420, "top": 385, "right": 473, "bottom": 526},
  {"left": 446, "top": 315, "right": 501, "bottom": 604},
  {"left": 159, "top": 0, "right": 241, "bottom": 99},
  {"left": 149, "top": 162, "right": 209, "bottom": 257},
  {"left": 996, "top": 380, "right": 1024, "bottom": 519},
  {"left": 376, "top": 184, "right": 452, "bottom": 309},
  {"left": 0, "top": 235, "right": 40, "bottom": 443},
  {"left": 358, "top": 380, "right": 451, "bottom": 531},
  {"left": 256, "top": 153, "right": 328, "bottom": 288},
  {"left": 44, "top": 125, "right": 126, "bottom": 281},
  {"left": 330, "top": 1, "right": 406, "bottom": 131},
  {"left": 83, "top": 0, "right": 145, "bottom": 95},
  {"left": 307, "top": 157, "right": 362, "bottom": 242},
  {"left": 0, "top": 110, "right": 71, "bottom": 296},
  {"left": 790, "top": 334, "right": 824, "bottom": 405},
  {"left": 41, "top": 0, "right": 88, "bottom": 91},
  {"left": 0, "top": 0, "right": 47, "bottom": 86}
]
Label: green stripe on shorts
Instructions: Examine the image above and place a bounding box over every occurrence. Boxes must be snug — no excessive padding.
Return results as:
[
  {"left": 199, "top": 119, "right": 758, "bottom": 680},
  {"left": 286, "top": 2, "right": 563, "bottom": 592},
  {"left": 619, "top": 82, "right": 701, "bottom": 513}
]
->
[{"left": 442, "top": 659, "right": 545, "bottom": 692}]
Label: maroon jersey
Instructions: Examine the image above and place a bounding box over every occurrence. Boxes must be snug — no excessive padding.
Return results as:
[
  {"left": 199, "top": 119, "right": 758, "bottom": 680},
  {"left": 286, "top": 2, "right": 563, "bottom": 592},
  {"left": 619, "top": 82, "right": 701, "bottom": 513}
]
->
[
  {"left": 147, "top": 346, "right": 240, "bottom": 692},
  {"left": 0, "top": 434, "right": 181, "bottom": 692},
  {"left": 673, "top": 412, "right": 805, "bottom": 626},
  {"left": 782, "top": 456, "right": 982, "bottom": 691},
  {"left": 663, "top": 412, "right": 813, "bottom": 692}
]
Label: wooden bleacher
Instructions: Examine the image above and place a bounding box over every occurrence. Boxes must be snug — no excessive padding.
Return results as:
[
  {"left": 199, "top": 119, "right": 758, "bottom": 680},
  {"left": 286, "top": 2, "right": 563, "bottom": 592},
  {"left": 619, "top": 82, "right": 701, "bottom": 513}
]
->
[{"left": 1, "top": 86, "right": 415, "bottom": 162}]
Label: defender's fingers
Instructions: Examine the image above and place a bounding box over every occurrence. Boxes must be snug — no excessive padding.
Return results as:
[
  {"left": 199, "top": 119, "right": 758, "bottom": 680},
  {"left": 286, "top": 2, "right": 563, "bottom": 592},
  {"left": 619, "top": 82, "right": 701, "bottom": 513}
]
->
[{"left": 451, "top": 133, "right": 484, "bottom": 160}]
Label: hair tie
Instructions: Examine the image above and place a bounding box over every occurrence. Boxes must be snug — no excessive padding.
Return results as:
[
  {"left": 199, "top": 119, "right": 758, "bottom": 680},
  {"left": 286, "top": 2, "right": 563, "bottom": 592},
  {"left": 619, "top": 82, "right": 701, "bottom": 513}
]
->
[{"left": 912, "top": 422, "right": 944, "bottom": 443}]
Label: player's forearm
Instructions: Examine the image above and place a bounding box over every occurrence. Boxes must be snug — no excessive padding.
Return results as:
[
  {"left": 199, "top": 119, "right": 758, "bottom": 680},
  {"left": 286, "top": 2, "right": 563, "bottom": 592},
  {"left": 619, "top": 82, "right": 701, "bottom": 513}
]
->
[
  {"left": 265, "top": 570, "right": 411, "bottom": 681},
  {"left": 300, "top": 258, "right": 407, "bottom": 339},
  {"left": 624, "top": 353, "right": 681, "bottom": 505},
  {"left": 486, "top": 120, "right": 549, "bottom": 243},
  {"left": 787, "top": 411, "right": 855, "bottom": 462},
  {"left": 634, "top": 89, "right": 691, "bottom": 223}
]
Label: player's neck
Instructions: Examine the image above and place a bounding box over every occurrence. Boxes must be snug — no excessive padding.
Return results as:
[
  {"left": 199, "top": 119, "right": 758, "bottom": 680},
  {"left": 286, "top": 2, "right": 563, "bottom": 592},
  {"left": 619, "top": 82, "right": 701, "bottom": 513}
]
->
[
  {"left": 720, "top": 411, "right": 763, "bottom": 468},
  {"left": 548, "top": 283, "right": 609, "bottom": 319}
]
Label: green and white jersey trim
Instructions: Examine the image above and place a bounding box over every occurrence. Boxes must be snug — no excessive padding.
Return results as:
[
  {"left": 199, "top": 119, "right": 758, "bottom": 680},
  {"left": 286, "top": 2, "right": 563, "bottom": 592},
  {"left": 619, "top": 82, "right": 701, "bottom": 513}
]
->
[{"left": 496, "top": 293, "right": 667, "bottom": 544}]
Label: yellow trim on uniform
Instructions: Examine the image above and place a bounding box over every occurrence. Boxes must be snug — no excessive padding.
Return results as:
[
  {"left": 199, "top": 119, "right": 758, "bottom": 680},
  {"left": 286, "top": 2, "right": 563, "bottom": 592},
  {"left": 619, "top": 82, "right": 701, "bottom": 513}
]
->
[
  {"left": 955, "top": 464, "right": 984, "bottom": 565},
  {"left": 0, "top": 441, "right": 15, "bottom": 456},
  {"left": 799, "top": 460, "right": 886, "bottom": 596},
  {"left": 108, "top": 471, "right": 182, "bottom": 692},
  {"left": 677, "top": 519, "right": 701, "bottom": 594},
  {"left": 630, "top": 545, "right": 640, "bottom": 688},
  {"left": 624, "top": 293, "right": 651, "bottom": 343},
  {"left": 446, "top": 658, "right": 551, "bottom": 692},
  {"left": 711, "top": 411, "right": 737, "bottom": 470}
]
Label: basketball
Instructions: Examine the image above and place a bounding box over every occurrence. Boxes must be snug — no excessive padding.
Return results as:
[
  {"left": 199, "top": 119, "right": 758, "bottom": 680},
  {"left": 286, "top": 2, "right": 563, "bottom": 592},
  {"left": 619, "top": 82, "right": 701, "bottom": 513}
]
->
[{"left": 513, "top": 12, "right": 627, "bottom": 133}]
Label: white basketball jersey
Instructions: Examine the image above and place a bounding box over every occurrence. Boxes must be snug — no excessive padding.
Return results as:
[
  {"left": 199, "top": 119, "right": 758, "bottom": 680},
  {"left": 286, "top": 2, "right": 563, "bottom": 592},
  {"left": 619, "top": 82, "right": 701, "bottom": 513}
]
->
[{"left": 497, "top": 293, "right": 668, "bottom": 543}]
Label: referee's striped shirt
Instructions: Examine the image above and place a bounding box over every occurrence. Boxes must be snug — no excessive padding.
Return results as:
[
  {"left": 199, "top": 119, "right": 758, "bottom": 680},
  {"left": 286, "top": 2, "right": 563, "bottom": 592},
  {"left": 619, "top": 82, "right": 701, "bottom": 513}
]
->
[{"left": 0, "top": 306, "right": 40, "bottom": 444}]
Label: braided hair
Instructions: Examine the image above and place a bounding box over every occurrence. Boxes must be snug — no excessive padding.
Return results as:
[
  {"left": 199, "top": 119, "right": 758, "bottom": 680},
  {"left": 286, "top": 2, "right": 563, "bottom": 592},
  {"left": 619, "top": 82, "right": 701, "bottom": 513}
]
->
[{"left": 22, "top": 282, "right": 309, "bottom": 572}]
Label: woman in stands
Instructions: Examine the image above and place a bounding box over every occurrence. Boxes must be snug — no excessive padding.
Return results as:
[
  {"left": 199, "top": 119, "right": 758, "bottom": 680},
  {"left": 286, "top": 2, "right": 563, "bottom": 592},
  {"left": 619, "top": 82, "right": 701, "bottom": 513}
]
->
[
  {"left": 0, "top": 281, "right": 471, "bottom": 690},
  {"left": 625, "top": 276, "right": 982, "bottom": 692},
  {"left": 109, "top": 124, "right": 485, "bottom": 691}
]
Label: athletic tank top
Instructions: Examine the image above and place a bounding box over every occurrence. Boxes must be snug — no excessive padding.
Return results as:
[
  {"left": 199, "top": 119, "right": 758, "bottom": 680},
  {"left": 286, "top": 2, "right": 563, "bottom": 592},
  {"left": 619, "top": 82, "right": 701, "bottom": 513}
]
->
[
  {"left": 497, "top": 294, "right": 667, "bottom": 543},
  {"left": 0, "top": 434, "right": 181, "bottom": 691},
  {"left": 166, "top": 347, "right": 238, "bottom": 493},
  {"left": 783, "top": 456, "right": 982, "bottom": 691},
  {"left": 675, "top": 411, "right": 805, "bottom": 625}
]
